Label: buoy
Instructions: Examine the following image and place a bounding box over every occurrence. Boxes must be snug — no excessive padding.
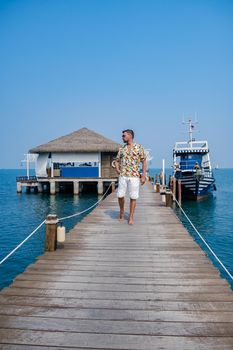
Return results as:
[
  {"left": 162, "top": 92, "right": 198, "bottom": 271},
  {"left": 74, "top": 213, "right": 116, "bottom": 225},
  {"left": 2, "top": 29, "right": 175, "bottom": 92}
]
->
[{"left": 57, "top": 222, "right": 66, "bottom": 243}]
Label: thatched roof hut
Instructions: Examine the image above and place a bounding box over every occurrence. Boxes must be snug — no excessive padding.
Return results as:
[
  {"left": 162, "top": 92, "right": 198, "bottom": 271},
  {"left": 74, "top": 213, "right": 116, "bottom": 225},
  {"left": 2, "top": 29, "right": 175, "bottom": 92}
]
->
[
  {"left": 29, "top": 127, "right": 121, "bottom": 179},
  {"left": 29, "top": 127, "right": 121, "bottom": 153}
]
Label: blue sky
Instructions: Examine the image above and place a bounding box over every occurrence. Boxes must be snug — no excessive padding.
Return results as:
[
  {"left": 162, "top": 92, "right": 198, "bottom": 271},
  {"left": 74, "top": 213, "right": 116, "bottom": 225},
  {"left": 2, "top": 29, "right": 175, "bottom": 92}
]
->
[{"left": 0, "top": 0, "right": 232, "bottom": 168}]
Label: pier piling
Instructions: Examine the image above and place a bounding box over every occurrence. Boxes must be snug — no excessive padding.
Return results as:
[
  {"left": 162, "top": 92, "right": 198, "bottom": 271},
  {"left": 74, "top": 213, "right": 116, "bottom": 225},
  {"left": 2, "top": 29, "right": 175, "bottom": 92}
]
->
[
  {"left": 16, "top": 182, "right": 22, "bottom": 193},
  {"left": 73, "top": 181, "right": 80, "bottom": 195},
  {"left": 165, "top": 190, "right": 173, "bottom": 208},
  {"left": 50, "top": 181, "right": 56, "bottom": 195},
  {"left": 178, "top": 179, "right": 182, "bottom": 205},
  {"left": 45, "top": 214, "right": 58, "bottom": 251}
]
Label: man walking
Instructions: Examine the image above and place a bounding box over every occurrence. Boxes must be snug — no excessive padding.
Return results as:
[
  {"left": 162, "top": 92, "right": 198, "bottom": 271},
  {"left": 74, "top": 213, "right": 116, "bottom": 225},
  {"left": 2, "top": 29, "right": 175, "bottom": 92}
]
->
[{"left": 115, "top": 129, "right": 147, "bottom": 225}]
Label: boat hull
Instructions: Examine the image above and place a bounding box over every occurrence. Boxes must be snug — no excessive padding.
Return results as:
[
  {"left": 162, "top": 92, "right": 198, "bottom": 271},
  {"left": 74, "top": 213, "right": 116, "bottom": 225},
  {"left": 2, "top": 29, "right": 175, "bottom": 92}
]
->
[{"left": 175, "top": 173, "right": 216, "bottom": 201}]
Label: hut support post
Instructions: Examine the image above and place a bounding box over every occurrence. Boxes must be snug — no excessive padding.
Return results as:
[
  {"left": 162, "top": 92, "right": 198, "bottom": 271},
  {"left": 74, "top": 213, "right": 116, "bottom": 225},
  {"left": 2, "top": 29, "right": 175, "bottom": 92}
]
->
[
  {"left": 45, "top": 214, "right": 58, "bottom": 251},
  {"left": 17, "top": 182, "right": 22, "bottom": 193},
  {"left": 50, "top": 181, "right": 56, "bottom": 195},
  {"left": 73, "top": 181, "right": 79, "bottom": 195},
  {"left": 111, "top": 181, "right": 115, "bottom": 192},
  {"left": 38, "top": 183, "right": 43, "bottom": 193},
  {"left": 55, "top": 182, "right": 60, "bottom": 193},
  {"left": 97, "top": 181, "right": 104, "bottom": 195}
]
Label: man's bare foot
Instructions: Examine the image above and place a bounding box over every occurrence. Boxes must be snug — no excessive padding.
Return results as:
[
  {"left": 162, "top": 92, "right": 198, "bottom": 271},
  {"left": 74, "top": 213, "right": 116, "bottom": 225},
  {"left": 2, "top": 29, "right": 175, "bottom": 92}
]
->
[
  {"left": 119, "top": 211, "right": 124, "bottom": 222},
  {"left": 128, "top": 217, "right": 133, "bottom": 225}
]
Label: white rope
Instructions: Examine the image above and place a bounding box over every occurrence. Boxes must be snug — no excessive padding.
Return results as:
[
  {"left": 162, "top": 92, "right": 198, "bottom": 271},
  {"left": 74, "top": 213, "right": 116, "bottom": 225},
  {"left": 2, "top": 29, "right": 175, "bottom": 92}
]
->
[
  {"left": 58, "top": 181, "right": 114, "bottom": 221},
  {"left": 172, "top": 193, "right": 233, "bottom": 282},
  {"left": 0, "top": 220, "right": 46, "bottom": 265},
  {"left": 0, "top": 181, "right": 115, "bottom": 265}
]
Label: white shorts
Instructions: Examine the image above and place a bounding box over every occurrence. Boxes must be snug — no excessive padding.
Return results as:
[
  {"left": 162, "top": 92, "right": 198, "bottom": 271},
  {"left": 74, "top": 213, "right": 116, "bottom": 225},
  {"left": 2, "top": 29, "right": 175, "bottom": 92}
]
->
[{"left": 117, "top": 176, "right": 140, "bottom": 200}]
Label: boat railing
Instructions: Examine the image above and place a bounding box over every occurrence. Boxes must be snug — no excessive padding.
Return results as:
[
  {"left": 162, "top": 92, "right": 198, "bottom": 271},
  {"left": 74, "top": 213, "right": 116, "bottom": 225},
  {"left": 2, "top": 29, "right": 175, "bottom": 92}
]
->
[{"left": 174, "top": 140, "right": 209, "bottom": 153}]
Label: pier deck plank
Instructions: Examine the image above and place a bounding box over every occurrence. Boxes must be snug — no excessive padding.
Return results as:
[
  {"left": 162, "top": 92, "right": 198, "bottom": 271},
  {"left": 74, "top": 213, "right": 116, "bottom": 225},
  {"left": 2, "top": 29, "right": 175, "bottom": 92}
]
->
[{"left": 0, "top": 182, "right": 233, "bottom": 349}]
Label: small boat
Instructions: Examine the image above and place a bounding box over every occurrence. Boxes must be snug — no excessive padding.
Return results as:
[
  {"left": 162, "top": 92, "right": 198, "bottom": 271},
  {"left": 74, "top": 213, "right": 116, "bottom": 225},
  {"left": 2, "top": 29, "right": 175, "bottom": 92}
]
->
[{"left": 173, "top": 119, "right": 216, "bottom": 201}]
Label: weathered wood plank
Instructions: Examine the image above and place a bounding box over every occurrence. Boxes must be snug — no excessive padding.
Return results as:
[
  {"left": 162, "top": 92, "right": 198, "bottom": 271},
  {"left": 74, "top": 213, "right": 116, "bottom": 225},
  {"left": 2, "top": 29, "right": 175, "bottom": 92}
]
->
[
  {"left": 3, "top": 287, "right": 233, "bottom": 302},
  {"left": 0, "top": 329, "right": 233, "bottom": 349},
  {"left": 1, "top": 315, "right": 233, "bottom": 336},
  {"left": 1, "top": 294, "right": 233, "bottom": 311},
  {"left": 6, "top": 280, "right": 231, "bottom": 292}
]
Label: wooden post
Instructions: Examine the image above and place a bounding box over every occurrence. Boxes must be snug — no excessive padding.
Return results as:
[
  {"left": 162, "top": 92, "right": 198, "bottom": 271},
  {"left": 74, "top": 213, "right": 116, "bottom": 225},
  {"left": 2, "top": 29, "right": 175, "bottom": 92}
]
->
[
  {"left": 173, "top": 177, "right": 176, "bottom": 201},
  {"left": 111, "top": 182, "right": 115, "bottom": 192},
  {"left": 45, "top": 214, "right": 58, "bottom": 251},
  {"left": 155, "top": 183, "right": 160, "bottom": 193},
  {"left": 169, "top": 176, "right": 173, "bottom": 192},
  {"left": 165, "top": 191, "right": 173, "bottom": 208},
  {"left": 160, "top": 185, "right": 166, "bottom": 203},
  {"left": 178, "top": 179, "right": 182, "bottom": 205}
]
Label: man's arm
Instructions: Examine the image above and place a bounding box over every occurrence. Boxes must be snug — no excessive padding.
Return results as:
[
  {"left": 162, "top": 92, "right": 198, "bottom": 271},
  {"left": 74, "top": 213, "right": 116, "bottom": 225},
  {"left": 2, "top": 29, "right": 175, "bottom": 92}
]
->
[
  {"left": 114, "top": 148, "right": 121, "bottom": 175},
  {"left": 115, "top": 159, "right": 121, "bottom": 175},
  {"left": 140, "top": 159, "right": 147, "bottom": 185}
]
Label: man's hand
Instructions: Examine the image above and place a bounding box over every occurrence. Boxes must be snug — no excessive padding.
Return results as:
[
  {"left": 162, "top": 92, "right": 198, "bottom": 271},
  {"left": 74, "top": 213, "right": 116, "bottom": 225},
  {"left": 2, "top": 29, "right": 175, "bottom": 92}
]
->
[
  {"left": 115, "top": 161, "right": 121, "bottom": 176},
  {"left": 140, "top": 174, "right": 146, "bottom": 185}
]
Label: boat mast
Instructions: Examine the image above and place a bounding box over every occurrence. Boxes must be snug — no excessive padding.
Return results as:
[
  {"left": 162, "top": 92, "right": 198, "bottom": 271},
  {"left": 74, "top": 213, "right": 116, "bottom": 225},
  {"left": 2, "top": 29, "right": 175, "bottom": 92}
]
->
[
  {"left": 188, "top": 119, "right": 193, "bottom": 148},
  {"left": 182, "top": 117, "right": 197, "bottom": 148}
]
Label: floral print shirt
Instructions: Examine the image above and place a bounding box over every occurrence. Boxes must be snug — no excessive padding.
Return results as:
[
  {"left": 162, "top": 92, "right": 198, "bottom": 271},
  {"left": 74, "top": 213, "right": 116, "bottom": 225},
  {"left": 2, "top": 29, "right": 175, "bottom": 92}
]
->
[{"left": 116, "top": 143, "right": 146, "bottom": 177}]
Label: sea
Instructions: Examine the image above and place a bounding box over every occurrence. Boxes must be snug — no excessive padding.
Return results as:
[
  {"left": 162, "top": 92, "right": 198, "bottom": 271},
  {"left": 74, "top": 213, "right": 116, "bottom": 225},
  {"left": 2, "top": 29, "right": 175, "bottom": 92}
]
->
[{"left": 0, "top": 168, "right": 233, "bottom": 290}]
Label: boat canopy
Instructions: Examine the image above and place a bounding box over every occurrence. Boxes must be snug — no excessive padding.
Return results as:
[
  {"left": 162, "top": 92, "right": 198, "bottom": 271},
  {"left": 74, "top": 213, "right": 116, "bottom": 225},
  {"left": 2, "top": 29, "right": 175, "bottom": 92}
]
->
[{"left": 173, "top": 140, "right": 209, "bottom": 156}]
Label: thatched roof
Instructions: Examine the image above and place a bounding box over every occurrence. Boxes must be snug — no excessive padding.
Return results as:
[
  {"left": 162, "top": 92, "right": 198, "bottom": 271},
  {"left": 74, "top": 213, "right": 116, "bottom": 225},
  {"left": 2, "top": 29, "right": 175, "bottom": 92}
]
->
[{"left": 29, "top": 127, "right": 121, "bottom": 153}]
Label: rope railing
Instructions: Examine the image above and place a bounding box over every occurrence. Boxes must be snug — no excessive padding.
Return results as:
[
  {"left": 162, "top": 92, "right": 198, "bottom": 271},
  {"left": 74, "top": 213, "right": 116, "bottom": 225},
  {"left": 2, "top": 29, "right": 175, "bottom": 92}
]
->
[
  {"left": 0, "top": 181, "right": 114, "bottom": 266},
  {"left": 0, "top": 220, "right": 46, "bottom": 265},
  {"left": 171, "top": 192, "right": 233, "bottom": 283}
]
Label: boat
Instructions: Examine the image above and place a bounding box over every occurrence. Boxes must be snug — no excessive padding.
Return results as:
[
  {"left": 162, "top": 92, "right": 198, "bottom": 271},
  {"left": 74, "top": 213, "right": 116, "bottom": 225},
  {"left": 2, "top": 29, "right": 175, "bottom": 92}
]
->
[{"left": 173, "top": 119, "right": 216, "bottom": 201}]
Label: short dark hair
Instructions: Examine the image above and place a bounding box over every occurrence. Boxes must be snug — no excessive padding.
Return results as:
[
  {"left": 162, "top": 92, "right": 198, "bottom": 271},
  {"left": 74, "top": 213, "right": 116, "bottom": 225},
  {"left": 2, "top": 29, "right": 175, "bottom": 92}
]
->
[{"left": 122, "top": 129, "right": 134, "bottom": 138}]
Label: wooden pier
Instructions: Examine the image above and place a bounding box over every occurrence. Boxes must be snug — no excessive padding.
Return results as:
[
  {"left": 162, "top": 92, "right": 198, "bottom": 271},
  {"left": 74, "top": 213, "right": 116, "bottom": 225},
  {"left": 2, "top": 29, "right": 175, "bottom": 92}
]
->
[
  {"left": 0, "top": 182, "right": 233, "bottom": 349},
  {"left": 16, "top": 176, "right": 117, "bottom": 195}
]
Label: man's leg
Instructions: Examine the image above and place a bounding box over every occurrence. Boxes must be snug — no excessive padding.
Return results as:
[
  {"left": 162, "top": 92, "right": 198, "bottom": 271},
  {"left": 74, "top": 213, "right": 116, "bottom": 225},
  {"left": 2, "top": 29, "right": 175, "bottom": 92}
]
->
[
  {"left": 118, "top": 197, "right": 125, "bottom": 221},
  {"left": 128, "top": 199, "right": 136, "bottom": 225},
  {"left": 117, "top": 176, "right": 127, "bottom": 221},
  {"left": 128, "top": 177, "right": 140, "bottom": 225}
]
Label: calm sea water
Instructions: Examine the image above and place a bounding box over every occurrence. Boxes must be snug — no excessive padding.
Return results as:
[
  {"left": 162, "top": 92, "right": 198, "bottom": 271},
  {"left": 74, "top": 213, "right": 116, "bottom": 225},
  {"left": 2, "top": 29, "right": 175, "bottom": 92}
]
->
[{"left": 0, "top": 169, "right": 233, "bottom": 289}]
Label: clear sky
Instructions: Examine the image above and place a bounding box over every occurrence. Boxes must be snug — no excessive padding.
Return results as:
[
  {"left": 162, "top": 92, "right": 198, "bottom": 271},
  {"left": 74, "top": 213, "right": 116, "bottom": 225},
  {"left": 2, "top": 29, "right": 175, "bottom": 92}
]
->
[{"left": 0, "top": 0, "right": 232, "bottom": 169}]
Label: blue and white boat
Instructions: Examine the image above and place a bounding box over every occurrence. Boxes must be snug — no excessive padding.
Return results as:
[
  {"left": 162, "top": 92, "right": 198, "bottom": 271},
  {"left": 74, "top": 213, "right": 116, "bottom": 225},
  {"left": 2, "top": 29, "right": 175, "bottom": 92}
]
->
[{"left": 173, "top": 119, "right": 216, "bottom": 200}]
